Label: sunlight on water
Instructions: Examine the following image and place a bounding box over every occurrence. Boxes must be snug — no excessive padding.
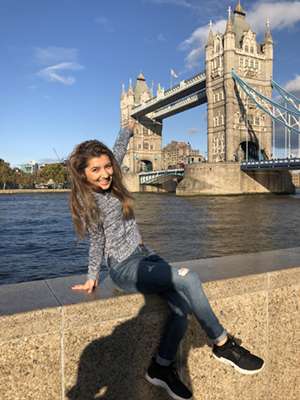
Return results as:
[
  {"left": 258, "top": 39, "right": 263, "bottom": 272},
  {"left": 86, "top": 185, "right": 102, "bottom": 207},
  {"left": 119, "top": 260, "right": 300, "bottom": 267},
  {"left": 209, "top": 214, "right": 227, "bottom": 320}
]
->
[{"left": 1, "top": 192, "right": 300, "bottom": 285}]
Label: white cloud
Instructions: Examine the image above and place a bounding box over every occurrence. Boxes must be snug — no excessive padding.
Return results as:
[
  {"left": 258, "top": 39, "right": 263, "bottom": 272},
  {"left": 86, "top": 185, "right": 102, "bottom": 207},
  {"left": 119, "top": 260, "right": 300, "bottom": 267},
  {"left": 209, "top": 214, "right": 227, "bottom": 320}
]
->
[
  {"left": 186, "top": 127, "right": 199, "bottom": 135},
  {"left": 247, "top": 1, "right": 300, "bottom": 33},
  {"left": 284, "top": 75, "right": 300, "bottom": 94},
  {"left": 181, "top": 1, "right": 300, "bottom": 70},
  {"left": 146, "top": 0, "right": 193, "bottom": 8},
  {"left": 34, "top": 46, "right": 78, "bottom": 66},
  {"left": 180, "top": 19, "right": 226, "bottom": 69},
  {"left": 34, "top": 47, "right": 83, "bottom": 85},
  {"left": 95, "top": 16, "right": 114, "bottom": 32},
  {"left": 157, "top": 33, "right": 167, "bottom": 42},
  {"left": 37, "top": 62, "right": 84, "bottom": 86}
]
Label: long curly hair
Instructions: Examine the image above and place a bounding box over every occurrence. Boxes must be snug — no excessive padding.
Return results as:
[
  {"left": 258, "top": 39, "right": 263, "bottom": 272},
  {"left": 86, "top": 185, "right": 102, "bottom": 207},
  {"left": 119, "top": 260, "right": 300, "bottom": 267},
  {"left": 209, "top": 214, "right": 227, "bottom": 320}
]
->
[{"left": 68, "top": 140, "right": 134, "bottom": 239}]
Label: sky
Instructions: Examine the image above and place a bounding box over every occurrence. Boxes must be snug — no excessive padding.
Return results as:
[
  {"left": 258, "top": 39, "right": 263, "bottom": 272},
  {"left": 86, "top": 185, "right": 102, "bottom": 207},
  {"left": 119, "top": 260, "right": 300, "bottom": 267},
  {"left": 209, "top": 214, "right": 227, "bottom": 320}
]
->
[{"left": 1, "top": 0, "right": 300, "bottom": 166}]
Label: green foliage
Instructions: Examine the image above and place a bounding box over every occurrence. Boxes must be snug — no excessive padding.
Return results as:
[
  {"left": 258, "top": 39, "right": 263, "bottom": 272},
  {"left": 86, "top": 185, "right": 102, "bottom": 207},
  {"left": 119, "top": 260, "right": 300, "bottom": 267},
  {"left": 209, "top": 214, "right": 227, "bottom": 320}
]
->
[
  {"left": 0, "top": 159, "right": 15, "bottom": 188},
  {"left": 0, "top": 159, "right": 69, "bottom": 189},
  {"left": 39, "top": 163, "right": 68, "bottom": 184}
]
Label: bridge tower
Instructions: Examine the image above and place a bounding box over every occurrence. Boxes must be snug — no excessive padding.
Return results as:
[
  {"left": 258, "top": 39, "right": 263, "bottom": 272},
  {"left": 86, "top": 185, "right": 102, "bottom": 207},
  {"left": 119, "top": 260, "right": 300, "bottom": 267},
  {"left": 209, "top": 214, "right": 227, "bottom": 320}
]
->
[
  {"left": 120, "top": 74, "right": 162, "bottom": 173},
  {"left": 205, "top": 1, "right": 273, "bottom": 162}
]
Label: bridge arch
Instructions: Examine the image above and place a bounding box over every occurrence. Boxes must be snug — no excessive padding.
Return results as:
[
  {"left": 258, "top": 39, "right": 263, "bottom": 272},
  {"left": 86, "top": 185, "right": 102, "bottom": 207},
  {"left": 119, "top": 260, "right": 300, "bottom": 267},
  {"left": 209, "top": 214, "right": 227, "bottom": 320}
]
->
[{"left": 138, "top": 159, "right": 153, "bottom": 172}]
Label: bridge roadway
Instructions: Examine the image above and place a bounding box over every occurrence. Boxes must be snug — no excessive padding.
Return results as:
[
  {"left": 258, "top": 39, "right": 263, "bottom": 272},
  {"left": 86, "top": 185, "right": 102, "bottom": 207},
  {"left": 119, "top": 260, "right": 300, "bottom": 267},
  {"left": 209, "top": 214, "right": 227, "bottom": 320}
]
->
[
  {"left": 241, "top": 157, "right": 300, "bottom": 171},
  {"left": 139, "top": 159, "right": 300, "bottom": 186},
  {"left": 131, "top": 72, "right": 206, "bottom": 120},
  {"left": 139, "top": 168, "right": 184, "bottom": 185}
]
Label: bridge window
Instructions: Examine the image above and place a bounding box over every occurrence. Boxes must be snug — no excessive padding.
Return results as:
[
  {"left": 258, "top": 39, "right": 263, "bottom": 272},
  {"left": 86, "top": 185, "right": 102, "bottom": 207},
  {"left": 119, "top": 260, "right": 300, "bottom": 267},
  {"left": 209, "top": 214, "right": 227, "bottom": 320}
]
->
[
  {"left": 250, "top": 59, "right": 254, "bottom": 68},
  {"left": 239, "top": 57, "right": 243, "bottom": 67},
  {"left": 245, "top": 58, "right": 249, "bottom": 67},
  {"left": 250, "top": 46, "right": 254, "bottom": 54},
  {"left": 143, "top": 142, "right": 149, "bottom": 150},
  {"left": 138, "top": 144, "right": 142, "bottom": 150},
  {"left": 150, "top": 145, "right": 154, "bottom": 150},
  {"left": 245, "top": 45, "right": 249, "bottom": 53},
  {"left": 221, "top": 115, "right": 224, "bottom": 125},
  {"left": 143, "top": 127, "right": 148, "bottom": 135},
  {"left": 255, "top": 117, "right": 260, "bottom": 125}
]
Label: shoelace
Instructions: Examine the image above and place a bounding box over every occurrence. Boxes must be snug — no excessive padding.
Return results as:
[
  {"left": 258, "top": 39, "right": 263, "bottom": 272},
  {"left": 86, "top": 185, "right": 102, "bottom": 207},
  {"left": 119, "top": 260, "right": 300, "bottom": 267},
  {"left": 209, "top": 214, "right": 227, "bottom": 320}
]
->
[{"left": 228, "top": 337, "right": 250, "bottom": 356}]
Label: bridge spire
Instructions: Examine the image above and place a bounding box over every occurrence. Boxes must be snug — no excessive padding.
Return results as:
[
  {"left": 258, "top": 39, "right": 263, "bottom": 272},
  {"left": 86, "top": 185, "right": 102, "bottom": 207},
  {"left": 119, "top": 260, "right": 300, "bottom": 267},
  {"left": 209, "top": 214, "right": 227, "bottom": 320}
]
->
[
  {"left": 234, "top": 0, "right": 246, "bottom": 16},
  {"left": 225, "top": 6, "right": 233, "bottom": 33},
  {"left": 207, "top": 20, "right": 214, "bottom": 46},
  {"left": 121, "top": 82, "right": 126, "bottom": 98},
  {"left": 265, "top": 17, "right": 273, "bottom": 43}
]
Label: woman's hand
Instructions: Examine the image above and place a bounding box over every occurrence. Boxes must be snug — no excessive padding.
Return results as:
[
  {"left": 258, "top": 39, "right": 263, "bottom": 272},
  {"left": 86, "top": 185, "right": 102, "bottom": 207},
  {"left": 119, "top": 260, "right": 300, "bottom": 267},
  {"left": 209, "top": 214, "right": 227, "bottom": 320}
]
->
[
  {"left": 127, "top": 118, "right": 137, "bottom": 132},
  {"left": 71, "top": 279, "right": 98, "bottom": 294}
]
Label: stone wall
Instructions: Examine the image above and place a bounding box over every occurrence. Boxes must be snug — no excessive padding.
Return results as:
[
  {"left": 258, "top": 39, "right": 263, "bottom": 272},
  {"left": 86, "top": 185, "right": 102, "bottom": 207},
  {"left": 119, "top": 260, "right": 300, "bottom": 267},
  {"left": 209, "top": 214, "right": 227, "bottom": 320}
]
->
[
  {"left": 177, "top": 163, "right": 295, "bottom": 195},
  {"left": 0, "top": 250, "right": 299, "bottom": 400}
]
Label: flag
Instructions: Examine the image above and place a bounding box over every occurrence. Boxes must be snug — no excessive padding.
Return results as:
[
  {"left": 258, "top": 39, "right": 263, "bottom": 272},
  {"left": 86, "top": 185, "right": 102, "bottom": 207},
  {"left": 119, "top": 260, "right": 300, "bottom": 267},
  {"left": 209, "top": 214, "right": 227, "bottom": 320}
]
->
[{"left": 170, "top": 69, "right": 178, "bottom": 78}]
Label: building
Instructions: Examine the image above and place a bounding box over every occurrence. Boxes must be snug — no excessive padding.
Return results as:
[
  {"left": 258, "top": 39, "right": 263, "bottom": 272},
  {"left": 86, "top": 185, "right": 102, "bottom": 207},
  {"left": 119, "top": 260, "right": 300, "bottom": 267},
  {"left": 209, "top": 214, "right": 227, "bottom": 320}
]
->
[
  {"left": 162, "top": 141, "right": 204, "bottom": 169},
  {"left": 121, "top": 74, "right": 162, "bottom": 173},
  {"left": 206, "top": 1, "right": 273, "bottom": 162},
  {"left": 18, "top": 160, "right": 39, "bottom": 174}
]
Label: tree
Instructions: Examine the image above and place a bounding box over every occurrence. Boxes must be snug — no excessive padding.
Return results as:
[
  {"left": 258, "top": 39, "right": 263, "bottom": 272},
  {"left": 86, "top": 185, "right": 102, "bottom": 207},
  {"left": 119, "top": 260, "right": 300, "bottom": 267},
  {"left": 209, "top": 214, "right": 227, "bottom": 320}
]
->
[
  {"left": 0, "top": 159, "right": 14, "bottom": 189},
  {"left": 39, "top": 163, "right": 68, "bottom": 185}
]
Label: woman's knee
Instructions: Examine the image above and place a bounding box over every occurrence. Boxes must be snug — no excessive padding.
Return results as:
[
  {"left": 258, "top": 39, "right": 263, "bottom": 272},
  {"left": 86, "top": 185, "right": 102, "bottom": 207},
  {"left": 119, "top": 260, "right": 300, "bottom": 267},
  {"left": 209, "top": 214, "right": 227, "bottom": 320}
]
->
[{"left": 178, "top": 269, "right": 200, "bottom": 286}]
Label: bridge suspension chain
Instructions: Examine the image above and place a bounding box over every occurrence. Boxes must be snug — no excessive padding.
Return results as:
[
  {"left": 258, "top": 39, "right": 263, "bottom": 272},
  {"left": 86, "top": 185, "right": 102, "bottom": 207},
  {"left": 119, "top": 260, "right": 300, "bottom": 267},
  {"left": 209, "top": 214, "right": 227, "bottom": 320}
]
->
[{"left": 232, "top": 70, "right": 300, "bottom": 135}]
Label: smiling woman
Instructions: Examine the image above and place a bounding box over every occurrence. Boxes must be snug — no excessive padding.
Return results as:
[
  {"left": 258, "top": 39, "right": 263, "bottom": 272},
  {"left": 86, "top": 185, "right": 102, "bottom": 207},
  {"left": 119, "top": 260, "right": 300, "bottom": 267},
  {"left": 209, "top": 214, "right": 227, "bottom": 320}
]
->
[
  {"left": 84, "top": 155, "right": 114, "bottom": 191},
  {"left": 66, "top": 120, "right": 264, "bottom": 400}
]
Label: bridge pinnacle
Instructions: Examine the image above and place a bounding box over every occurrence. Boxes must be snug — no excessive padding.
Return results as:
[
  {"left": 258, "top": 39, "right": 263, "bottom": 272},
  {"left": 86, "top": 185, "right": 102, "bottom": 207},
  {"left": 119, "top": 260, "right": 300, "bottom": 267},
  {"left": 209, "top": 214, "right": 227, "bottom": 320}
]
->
[
  {"left": 137, "top": 72, "right": 146, "bottom": 81},
  {"left": 207, "top": 20, "right": 214, "bottom": 46},
  {"left": 265, "top": 17, "right": 273, "bottom": 43},
  {"left": 226, "top": 6, "right": 234, "bottom": 33},
  {"left": 234, "top": 0, "right": 246, "bottom": 16}
]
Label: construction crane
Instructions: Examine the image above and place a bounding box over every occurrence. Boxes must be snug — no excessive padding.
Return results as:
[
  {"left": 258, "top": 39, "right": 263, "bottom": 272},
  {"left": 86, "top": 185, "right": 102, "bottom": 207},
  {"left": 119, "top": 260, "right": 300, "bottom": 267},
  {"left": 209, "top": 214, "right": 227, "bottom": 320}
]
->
[{"left": 52, "top": 148, "right": 64, "bottom": 164}]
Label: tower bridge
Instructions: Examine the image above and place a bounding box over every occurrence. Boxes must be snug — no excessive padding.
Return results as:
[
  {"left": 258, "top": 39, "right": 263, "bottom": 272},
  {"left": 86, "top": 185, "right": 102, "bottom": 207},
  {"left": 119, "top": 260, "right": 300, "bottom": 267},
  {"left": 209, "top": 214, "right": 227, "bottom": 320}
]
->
[{"left": 121, "top": 1, "right": 299, "bottom": 195}]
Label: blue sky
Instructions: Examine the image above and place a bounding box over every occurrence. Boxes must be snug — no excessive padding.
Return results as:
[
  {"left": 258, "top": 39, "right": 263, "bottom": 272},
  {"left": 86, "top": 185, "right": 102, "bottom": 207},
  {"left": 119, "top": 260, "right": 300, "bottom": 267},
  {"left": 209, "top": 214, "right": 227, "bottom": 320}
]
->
[{"left": 1, "top": 0, "right": 300, "bottom": 166}]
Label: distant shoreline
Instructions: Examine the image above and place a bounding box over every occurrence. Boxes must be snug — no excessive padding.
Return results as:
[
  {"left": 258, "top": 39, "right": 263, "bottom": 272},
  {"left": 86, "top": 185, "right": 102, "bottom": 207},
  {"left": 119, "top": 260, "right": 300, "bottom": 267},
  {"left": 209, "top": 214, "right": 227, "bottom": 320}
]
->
[{"left": 0, "top": 189, "right": 70, "bottom": 195}]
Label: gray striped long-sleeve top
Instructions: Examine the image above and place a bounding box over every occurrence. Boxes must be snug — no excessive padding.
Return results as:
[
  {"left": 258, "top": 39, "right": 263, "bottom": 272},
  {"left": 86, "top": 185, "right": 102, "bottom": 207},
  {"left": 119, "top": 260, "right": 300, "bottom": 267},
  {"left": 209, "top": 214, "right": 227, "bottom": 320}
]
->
[{"left": 87, "top": 128, "right": 142, "bottom": 281}]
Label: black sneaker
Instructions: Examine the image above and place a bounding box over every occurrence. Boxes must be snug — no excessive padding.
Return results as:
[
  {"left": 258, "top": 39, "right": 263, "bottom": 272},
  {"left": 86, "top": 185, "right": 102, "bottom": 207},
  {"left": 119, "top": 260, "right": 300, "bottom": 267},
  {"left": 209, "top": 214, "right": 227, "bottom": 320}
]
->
[
  {"left": 145, "top": 358, "right": 193, "bottom": 400},
  {"left": 212, "top": 336, "right": 264, "bottom": 375}
]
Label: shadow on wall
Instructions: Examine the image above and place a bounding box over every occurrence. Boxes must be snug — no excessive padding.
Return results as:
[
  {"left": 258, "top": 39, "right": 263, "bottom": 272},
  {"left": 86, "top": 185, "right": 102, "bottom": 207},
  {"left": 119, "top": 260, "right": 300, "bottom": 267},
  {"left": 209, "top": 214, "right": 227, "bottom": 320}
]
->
[{"left": 66, "top": 295, "right": 208, "bottom": 400}]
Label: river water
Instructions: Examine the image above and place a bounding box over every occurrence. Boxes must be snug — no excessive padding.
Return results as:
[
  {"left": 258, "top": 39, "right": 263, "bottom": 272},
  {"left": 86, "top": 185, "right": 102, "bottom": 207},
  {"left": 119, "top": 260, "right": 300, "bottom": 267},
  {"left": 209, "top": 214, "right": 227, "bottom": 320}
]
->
[{"left": 1, "top": 192, "right": 300, "bottom": 285}]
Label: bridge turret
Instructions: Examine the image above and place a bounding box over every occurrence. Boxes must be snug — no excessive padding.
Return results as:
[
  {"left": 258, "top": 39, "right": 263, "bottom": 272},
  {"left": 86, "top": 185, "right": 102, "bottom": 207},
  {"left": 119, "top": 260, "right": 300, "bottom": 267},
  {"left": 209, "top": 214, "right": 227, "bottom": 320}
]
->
[
  {"left": 120, "top": 73, "right": 162, "bottom": 173},
  {"left": 225, "top": 6, "right": 234, "bottom": 34},
  {"left": 205, "top": 1, "right": 273, "bottom": 163},
  {"left": 224, "top": 5, "right": 237, "bottom": 161},
  {"left": 134, "top": 73, "right": 151, "bottom": 105}
]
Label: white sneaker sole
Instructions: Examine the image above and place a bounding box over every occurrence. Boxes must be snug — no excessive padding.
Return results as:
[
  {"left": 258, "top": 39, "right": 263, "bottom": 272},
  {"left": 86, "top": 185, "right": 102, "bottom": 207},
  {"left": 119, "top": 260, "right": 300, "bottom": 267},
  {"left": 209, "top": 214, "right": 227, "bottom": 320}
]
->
[
  {"left": 145, "top": 373, "right": 193, "bottom": 400},
  {"left": 212, "top": 353, "right": 265, "bottom": 375}
]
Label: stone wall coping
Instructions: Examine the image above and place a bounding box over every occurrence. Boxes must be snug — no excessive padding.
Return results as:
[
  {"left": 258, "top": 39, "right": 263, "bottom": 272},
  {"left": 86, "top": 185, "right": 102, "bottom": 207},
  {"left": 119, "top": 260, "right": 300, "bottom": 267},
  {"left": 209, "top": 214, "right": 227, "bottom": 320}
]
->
[{"left": 1, "top": 247, "right": 300, "bottom": 319}]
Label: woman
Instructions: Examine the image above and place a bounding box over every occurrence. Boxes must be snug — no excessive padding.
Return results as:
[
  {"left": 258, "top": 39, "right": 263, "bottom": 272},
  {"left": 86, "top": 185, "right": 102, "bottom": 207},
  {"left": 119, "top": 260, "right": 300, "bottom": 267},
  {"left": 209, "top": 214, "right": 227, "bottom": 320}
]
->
[{"left": 68, "top": 122, "right": 264, "bottom": 400}]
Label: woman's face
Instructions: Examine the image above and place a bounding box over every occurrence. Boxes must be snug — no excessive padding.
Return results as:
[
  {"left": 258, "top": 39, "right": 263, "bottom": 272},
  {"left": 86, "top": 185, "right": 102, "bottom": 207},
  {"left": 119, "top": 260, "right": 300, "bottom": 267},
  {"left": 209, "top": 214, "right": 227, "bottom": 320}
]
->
[{"left": 84, "top": 154, "right": 114, "bottom": 191}]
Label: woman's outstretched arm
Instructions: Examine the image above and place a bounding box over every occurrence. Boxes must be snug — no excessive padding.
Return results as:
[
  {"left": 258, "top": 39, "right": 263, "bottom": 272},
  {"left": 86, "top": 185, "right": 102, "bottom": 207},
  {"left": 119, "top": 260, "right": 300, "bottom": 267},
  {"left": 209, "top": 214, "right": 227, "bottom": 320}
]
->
[
  {"left": 71, "top": 224, "right": 105, "bottom": 293},
  {"left": 86, "top": 224, "right": 105, "bottom": 282},
  {"left": 112, "top": 120, "right": 136, "bottom": 165}
]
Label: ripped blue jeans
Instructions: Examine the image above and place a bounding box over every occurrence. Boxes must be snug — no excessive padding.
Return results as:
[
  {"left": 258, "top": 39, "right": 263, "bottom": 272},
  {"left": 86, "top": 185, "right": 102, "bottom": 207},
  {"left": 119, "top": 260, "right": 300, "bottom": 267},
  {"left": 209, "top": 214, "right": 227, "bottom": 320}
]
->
[{"left": 109, "top": 244, "right": 227, "bottom": 364}]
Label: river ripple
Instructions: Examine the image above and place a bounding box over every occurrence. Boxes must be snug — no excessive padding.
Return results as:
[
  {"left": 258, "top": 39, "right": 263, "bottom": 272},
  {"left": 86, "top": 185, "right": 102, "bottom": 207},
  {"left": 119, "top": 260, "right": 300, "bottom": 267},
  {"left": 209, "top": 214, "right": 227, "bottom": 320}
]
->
[{"left": 1, "top": 192, "right": 300, "bottom": 285}]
